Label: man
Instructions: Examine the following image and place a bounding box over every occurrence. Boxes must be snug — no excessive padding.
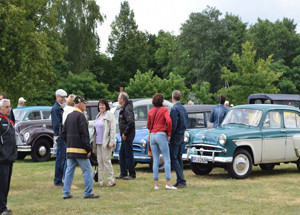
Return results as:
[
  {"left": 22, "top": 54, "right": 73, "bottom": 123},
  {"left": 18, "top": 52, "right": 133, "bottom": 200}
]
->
[
  {"left": 0, "top": 99, "right": 17, "bottom": 215},
  {"left": 51, "top": 89, "right": 67, "bottom": 186},
  {"left": 61, "top": 96, "right": 99, "bottom": 199},
  {"left": 224, "top": 101, "right": 229, "bottom": 108},
  {"left": 210, "top": 94, "right": 228, "bottom": 128},
  {"left": 169, "top": 90, "right": 188, "bottom": 189},
  {"left": 115, "top": 92, "right": 136, "bottom": 180},
  {"left": 17, "top": 97, "right": 26, "bottom": 107},
  {"left": 0, "top": 94, "right": 15, "bottom": 124}
]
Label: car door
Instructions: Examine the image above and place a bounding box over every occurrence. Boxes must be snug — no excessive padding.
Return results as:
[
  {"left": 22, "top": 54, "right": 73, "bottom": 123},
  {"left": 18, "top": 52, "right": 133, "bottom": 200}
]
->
[
  {"left": 42, "top": 110, "right": 51, "bottom": 120},
  {"left": 261, "top": 111, "right": 286, "bottom": 162},
  {"left": 283, "top": 111, "right": 300, "bottom": 160}
]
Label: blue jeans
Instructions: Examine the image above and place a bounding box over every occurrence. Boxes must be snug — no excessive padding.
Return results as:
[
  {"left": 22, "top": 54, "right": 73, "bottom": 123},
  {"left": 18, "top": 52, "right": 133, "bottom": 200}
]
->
[
  {"left": 119, "top": 140, "right": 136, "bottom": 178},
  {"left": 63, "top": 158, "right": 93, "bottom": 197},
  {"left": 150, "top": 133, "right": 171, "bottom": 180},
  {"left": 54, "top": 137, "right": 67, "bottom": 185},
  {"left": 169, "top": 143, "right": 186, "bottom": 185}
]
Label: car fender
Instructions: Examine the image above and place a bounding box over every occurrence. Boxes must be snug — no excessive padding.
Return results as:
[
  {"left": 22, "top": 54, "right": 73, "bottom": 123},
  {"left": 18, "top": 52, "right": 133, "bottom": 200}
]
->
[
  {"left": 234, "top": 139, "right": 261, "bottom": 164},
  {"left": 292, "top": 134, "right": 300, "bottom": 157},
  {"left": 31, "top": 133, "right": 53, "bottom": 148}
]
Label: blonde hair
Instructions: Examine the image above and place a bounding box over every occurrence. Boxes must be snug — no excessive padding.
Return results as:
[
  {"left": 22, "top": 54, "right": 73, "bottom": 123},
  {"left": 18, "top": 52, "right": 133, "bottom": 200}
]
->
[{"left": 66, "top": 94, "right": 76, "bottom": 106}]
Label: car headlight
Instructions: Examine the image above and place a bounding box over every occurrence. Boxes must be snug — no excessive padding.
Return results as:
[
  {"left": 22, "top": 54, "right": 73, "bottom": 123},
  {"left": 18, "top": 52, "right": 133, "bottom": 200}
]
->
[
  {"left": 184, "top": 132, "right": 189, "bottom": 143},
  {"left": 141, "top": 139, "right": 146, "bottom": 148},
  {"left": 219, "top": 134, "right": 227, "bottom": 146},
  {"left": 24, "top": 132, "right": 30, "bottom": 142}
]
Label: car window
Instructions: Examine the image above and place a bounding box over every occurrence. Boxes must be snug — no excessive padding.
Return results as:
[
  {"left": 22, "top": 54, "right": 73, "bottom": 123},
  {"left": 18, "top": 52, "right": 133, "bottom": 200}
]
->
[
  {"left": 263, "top": 111, "right": 281, "bottom": 128},
  {"left": 13, "top": 109, "right": 26, "bottom": 121},
  {"left": 27, "top": 111, "right": 41, "bottom": 120},
  {"left": 42, "top": 110, "right": 51, "bottom": 119},
  {"left": 206, "top": 112, "right": 213, "bottom": 127},
  {"left": 284, "top": 111, "right": 300, "bottom": 128},
  {"left": 187, "top": 113, "right": 206, "bottom": 128},
  {"left": 134, "top": 106, "right": 148, "bottom": 121}
]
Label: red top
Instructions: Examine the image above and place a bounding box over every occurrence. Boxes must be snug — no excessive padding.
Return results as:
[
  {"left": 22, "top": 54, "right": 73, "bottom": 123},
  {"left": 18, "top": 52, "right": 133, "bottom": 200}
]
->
[{"left": 147, "top": 107, "right": 172, "bottom": 136}]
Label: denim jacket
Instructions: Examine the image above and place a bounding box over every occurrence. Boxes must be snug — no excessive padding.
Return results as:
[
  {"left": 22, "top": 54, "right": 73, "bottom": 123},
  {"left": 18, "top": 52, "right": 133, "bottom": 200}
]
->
[
  {"left": 170, "top": 102, "right": 188, "bottom": 145},
  {"left": 51, "top": 101, "right": 64, "bottom": 136},
  {"left": 209, "top": 104, "right": 228, "bottom": 128}
]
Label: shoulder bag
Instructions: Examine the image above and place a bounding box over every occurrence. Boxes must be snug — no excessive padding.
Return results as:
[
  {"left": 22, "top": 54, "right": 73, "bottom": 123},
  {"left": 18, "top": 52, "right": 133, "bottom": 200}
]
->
[{"left": 147, "top": 107, "right": 160, "bottom": 157}]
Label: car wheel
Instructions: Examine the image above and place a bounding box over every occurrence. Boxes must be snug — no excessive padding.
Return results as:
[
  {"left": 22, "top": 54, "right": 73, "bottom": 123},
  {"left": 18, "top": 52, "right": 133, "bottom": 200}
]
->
[
  {"left": 190, "top": 162, "right": 213, "bottom": 175},
  {"left": 31, "top": 138, "right": 51, "bottom": 162},
  {"left": 149, "top": 155, "right": 165, "bottom": 172},
  {"left": 259, "top": 164, "right": 275, "bottom": 171},
  {"left": 296, "top": 158, "right": 300, "bottom": 172},
  {"left": 227, "top": 149, "right": 252, "bottom": 179},
  {"left": 17, "top": 152, "right": 27, "bottom": 160}
]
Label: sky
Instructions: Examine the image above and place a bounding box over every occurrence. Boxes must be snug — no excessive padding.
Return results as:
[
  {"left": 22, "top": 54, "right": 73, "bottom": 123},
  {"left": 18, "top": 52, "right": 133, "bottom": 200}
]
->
[{"left": 96, "top": 0, "right": 300, "bottom": 53}]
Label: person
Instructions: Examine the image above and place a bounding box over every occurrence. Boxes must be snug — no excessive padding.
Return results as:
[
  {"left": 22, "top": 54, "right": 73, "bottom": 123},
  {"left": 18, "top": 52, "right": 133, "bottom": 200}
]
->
[
  {"left": 62, "top": 94, "right": 76, "bottom": 125},
  {"left": 115, "top": 92, "right": 136, "bottom": 180},
  {"left": 92, "top": 99, "right": 116, "bottom": 187},
  {"left": 0, "top": 99, "right": 17, "bottom": 215},
  {"left": 51, "top": 89, "right": 67, "bottom": 186},
  {"left": 147, "top": 93, "right": 176, "bottom": 190},
  {"left": 169, "top": 90, "right": 188, "bottom": 189},
  {"left": 61, "top": 96, "right": 99, "bottom": 199},
  {"left": 224, "top": 101, "right": 229, "bottom": 108},
  {"left": 209, "top": 94, "right": 228, "bottom": 128},
  {"left": 0, "top": 94, "right": 15, "bottom": 124},
  {"left": 17, "top": 97, "right": 26, "bottom": 107}
]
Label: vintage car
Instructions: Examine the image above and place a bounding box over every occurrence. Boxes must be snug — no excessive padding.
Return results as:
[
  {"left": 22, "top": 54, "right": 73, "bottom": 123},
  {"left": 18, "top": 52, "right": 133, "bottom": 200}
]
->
[
  {"left": 186, "top": 104, "right": 300, "bottom": 179},
  {"left": 16, "top": 101, "right": 99, "bottom": 162},
  {"left": 248, "top": 93, "right": 300, "bottom": 108},
  {"left": 13, "top": 106, "right": 52, "bottom": 124},
  {"left": 113, "top": 105, "right": 214, "bottom": 169}
]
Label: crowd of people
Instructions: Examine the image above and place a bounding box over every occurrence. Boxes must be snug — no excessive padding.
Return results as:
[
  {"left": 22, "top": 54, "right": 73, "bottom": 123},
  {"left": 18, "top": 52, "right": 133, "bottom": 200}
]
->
[{"left": 0, "top": 89, "right": 229, "bottom": 214}]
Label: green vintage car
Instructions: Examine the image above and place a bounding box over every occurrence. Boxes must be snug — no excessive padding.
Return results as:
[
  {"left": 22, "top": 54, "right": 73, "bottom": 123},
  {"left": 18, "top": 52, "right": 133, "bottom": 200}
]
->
[{"left": 186, "top": 104, "right": 300, "bottom": 179}]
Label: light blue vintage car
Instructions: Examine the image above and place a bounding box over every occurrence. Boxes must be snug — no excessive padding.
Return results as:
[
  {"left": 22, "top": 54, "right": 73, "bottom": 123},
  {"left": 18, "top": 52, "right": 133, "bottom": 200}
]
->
[{"left": 186, "top": 104, "right": 300, "bottom": 179}]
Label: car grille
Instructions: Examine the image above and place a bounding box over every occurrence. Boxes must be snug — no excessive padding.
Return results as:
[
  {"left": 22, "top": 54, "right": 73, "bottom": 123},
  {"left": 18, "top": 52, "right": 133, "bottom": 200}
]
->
[{"left": 189, "top": 143, "right": 225, "bottom": 156}]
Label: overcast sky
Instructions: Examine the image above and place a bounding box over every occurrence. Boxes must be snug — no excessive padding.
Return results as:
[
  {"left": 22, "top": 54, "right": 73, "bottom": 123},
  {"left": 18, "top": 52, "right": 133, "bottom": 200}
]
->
[{"left": 96, "top": 0, "right": 300, "bottom": 53}]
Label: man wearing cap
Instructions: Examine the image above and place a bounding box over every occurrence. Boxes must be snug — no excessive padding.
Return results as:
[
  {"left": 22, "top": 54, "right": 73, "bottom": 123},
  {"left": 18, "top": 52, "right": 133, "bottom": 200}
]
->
[
  {"left": 17, "top": 97, "right": 26, "bottom": 107},
  {"left": 61, "top": 96, "right": 99, "bottom": 199},
  {"left": 51, "top": 89, "right": 67, "bottom": 186}
]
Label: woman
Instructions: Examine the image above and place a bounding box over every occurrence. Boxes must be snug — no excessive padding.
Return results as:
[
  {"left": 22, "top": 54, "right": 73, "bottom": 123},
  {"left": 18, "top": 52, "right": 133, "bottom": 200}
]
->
[
  {"left": 147, "top": 93, "right": 177, "bottom": 190},
  {"left": 62, "top": 94, "right": 76, "bottom": 125},
  {"left": 93, "top": 99, "right": 116, "bottom": 187}
]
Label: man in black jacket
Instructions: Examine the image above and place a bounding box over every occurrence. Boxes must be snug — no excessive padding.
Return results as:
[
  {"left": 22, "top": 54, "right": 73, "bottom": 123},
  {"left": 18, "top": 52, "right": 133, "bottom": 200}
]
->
[
  {"left": 115, "top": 92, "right": 136, "bottom": 180},
  {"left": 0, "top": 99, "right": 17, "bottom": 215},
  {"left": 61, "top": 96, "right": 99, "bottom": 199}
]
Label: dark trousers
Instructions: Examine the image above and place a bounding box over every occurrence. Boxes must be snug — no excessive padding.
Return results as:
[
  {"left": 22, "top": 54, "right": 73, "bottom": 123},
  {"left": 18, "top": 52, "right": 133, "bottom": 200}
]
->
[
  {"left": 119, "top": 140, "right": 136, "bottom": 178},
  {"left": 169, "top": 143, "right": 186, "bottom": 185},
  {"left": 0, "top": 163, "right": 13, "bottom": 213},
  {"left": 54, "top": 137, "right": 67, "bottom": 185}
]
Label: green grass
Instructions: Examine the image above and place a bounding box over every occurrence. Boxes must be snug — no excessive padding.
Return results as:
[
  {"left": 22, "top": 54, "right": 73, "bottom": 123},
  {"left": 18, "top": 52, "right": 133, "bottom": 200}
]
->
[{"left": 8, "top": 157, "right": 300, "bottom": 215}]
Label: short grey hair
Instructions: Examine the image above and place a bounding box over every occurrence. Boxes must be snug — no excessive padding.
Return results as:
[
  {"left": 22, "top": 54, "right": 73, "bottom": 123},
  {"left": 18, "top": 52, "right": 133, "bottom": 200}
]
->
[
  {"left": 0, "top": 99, "right": 10, "bottom": 108},
  {"left": 119, "top": 92, "right": 129, "bottom": 102},
  {"left": 172, "top": 90, "right": 181, "bottom": 101}
]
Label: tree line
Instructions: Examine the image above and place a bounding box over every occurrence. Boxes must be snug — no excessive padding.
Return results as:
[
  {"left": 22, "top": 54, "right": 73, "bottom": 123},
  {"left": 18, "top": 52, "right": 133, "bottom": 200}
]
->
[{"left": 1, "top": 0, "right": 300, "bottom": 106}]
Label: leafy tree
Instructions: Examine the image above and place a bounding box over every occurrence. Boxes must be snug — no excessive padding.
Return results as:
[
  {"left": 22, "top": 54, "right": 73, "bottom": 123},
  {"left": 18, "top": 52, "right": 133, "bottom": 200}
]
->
[
  {"left": 107, "top": 1, "right": 149, "bottom": 90},
  {"left": 57, "top": 0, "right": 104, "bottom": 74},
  {"left": 190, "top": 82, "right": 215, "bottom": 104},
  {"left": 221, "top": 41, "right": 282, "bottom": 105}
]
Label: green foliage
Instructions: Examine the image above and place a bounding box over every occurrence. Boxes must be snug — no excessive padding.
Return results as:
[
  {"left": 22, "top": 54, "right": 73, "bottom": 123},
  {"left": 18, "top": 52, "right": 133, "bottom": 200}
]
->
[
  {"left": 190, "top": 82, "right": 215, "bottom": 104},
  {"left": 125, "top": 71, "right": 189, "bottom": 103},
  {"left": 221, "top": 41, "right": 282, "bottom": 105}
]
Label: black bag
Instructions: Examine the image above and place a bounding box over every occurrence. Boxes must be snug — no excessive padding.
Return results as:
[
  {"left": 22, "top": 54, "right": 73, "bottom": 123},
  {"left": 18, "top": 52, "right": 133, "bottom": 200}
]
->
[
  {"left": 93, "top": 166, "right": 98, "bottom": 182},
  {"left": 89, "top": 152, "right": 98, "bottom": 166}
]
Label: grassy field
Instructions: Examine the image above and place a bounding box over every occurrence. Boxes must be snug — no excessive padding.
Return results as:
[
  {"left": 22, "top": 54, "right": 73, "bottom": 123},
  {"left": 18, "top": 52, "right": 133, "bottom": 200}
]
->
[{"left": 7, "top": 157, "right": 300, "bottom": 215}]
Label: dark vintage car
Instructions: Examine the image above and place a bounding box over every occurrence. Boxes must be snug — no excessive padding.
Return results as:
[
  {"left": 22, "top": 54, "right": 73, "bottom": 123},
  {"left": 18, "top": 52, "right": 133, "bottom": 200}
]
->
[
  {"left": 13, "top": 106, "right": 52, "bottom": 124},
  {"left": 113, "top": 104, "right": 214, "bottom": 169},
  {"left": 248, "top": 93, "right": 300, "bottom": 108},
  {"left": 16, "top": 101, "right": 99, "bottom": 162}
]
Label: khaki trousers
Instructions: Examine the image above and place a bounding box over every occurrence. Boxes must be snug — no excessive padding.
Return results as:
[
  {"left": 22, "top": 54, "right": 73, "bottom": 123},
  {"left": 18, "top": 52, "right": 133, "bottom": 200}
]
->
[{"left": 96, "top": 144, "right": 115, "bottom": 185}]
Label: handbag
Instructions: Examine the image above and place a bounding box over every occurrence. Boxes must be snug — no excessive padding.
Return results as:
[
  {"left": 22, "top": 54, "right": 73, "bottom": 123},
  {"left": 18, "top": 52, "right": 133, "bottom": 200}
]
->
[
  {"left": 93, "top": 166, "right": 98, "bottom": 182},
  {"left": 148, "top": 107, "right": 160, "bottom": 157}
]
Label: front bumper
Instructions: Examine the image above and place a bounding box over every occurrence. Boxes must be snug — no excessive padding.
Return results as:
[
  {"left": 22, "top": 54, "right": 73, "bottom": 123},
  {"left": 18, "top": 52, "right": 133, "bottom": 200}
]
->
[
  {"left": 188, "top": 154, "right": 233, "bottom": 163},
  {"left": 17, "top": 145, "right": 31, "bottom": 152}
]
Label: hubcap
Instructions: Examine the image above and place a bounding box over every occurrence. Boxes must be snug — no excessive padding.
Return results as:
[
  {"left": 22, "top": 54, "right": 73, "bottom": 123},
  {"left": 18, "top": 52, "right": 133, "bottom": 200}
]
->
[
  {"left": 39, "top": 146, "right": 47, "bottom": 157},
  {"left": 233, "top": 154, "right": 249, "bottom": 176}
]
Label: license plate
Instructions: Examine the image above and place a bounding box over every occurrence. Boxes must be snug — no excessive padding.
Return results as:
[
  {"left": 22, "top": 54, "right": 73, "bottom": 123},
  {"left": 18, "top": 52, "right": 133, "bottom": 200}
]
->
[{"left": 191, "top": 156, "right": 208, "bottom": 164}]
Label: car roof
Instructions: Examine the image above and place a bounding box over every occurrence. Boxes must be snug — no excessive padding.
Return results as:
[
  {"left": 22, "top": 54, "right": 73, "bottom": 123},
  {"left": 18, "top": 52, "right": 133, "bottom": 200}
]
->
[
  {"left": 248, "top": 94, "right": 300, "bottom": 102},
  {"left": 13, "top": 106, "right": 52, "bottom": 111},
  {"left": 184, "top": 104, "right": 214, "bottom": 113},
  {"left": 232, "top": 104, "right": 300, "bottom": 112}
]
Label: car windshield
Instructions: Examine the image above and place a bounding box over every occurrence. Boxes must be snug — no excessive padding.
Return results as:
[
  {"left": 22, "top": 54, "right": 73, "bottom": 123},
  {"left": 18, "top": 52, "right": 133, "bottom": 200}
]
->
[
  {"left": 222, "top": 108, "right": 263, "bottom": 127},
  {"left": 13, "top": 109, "right": 26, "bottom": 121}
]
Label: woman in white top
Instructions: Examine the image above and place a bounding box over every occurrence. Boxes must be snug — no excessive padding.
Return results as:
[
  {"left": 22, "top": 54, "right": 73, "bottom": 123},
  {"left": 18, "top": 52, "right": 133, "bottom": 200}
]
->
[
  {"left": 93, "top": 99, "right": 116, "bottom": 187},
  {"left": 62, "top": 94, "right": 76, "bottom": 125}
]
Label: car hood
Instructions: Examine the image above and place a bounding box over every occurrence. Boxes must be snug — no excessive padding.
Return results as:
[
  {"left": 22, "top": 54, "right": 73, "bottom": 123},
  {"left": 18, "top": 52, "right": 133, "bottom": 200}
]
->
[
  {"left": 116, "top": 128, "right": 149, "bottom": 143},
  {"left": 189, "top": 125, "right": 259, "bottom": 145},
  {"left": 16, "top": 120, "right": 52, "bottom": 133}
]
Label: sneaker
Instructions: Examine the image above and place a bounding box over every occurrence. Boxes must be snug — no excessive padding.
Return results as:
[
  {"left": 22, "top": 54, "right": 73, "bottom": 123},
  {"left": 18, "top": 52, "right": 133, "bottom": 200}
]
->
[
  {"left": 54, "top": 182, "right": 64, "bottom": 186},
  {"left": 63, "top": 195, "right": 73, "bottom": 200},
  {"left": 84, "top": 194, "right": 100, "bottom": 199},
  {"left": 173, "top": 183, "right": 179, "bottom": 187},
  {"left": 123, "top": 176, "right": 136, "bottom": 180},
  {"left": 71, "top": 184, "right": 79, "bottom": 189},
  {"left": 154, "top": 186, "right": 159, "bottom": 190},
  {"left": 115, "top": 175, "right": 125, "bottom": 179},
  {"left": 165, "top": 185, "right": 177, "bottom": 190},
  {"left": 176, "top": 183, "right": 186, "bottom": 189}
]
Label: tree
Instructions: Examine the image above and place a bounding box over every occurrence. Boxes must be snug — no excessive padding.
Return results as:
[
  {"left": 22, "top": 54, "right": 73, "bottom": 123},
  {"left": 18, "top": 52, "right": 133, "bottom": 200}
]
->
[
  {"left": 221, "top": 41, "right": 282, "bottom": 105},
  {"left": 107, "top": 1, "right": 149, "bottom": 90},
  {"left": 190, "top": 82, "right": 215, "bottom": 104},
  {"left": 57, "top": 0, "right": 104, "bottom": 74}
]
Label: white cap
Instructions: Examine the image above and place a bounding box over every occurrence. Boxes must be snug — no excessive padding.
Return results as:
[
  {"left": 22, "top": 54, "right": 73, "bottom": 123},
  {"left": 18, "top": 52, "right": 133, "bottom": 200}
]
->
[
  {"left": 55, "top": 89, "right": 67, "bottom": 97},
  {"left": 18, "top": 97, "right": 26, "bottom": 103},
  {"left": 225, "top": 101, "right": 229, "bottom": 105}
]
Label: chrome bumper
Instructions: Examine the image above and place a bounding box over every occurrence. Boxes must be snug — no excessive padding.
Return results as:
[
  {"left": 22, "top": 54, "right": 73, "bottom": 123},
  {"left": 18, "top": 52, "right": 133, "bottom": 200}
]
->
[
  {"left": 17, "top": 146, "right": 31, "bottom": 152},
  {"left": 188, "top": 154, "right": 233, "bottom": 163}
]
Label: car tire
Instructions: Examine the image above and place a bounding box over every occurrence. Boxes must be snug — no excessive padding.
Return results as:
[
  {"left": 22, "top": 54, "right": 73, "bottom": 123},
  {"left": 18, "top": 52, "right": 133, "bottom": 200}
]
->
[
  {"left": 296, "top": 158, "right": 300, "bottom": 172},
  {"left": 190, "top": 162, "right": 213, "bottom": 175},
  {"left": 149, "top": 156, "right": 165, "bottom": 172},
  {"left": 17, "top": 152, "right": 27, "bottom": 160},
  {"left": 31, "top": 138, "right": 51, "bottom": 162},
  {"left": 259, "top": 164, "right": 275, "bottom": 171},
  {"left": 227, "top": 149, "right": 252, "bottom": 179}
]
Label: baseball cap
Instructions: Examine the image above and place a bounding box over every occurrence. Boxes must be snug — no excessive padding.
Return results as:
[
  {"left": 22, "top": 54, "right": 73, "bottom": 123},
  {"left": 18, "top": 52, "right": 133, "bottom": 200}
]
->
[
  {"left": 18, "top": 97, "right": 26, "bottom": 102},
  {"left": 74, "top": 95, "right": 88, "bottom": 104},
  {"left": 55, "top": 89, "right": 67, "bottom": 97}
]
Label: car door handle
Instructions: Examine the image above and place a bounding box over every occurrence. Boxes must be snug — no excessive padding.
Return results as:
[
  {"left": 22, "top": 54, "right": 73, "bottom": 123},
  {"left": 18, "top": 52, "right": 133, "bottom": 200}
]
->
[{"left": 280, "top": 130, "right": 286, "bottom": 133}]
